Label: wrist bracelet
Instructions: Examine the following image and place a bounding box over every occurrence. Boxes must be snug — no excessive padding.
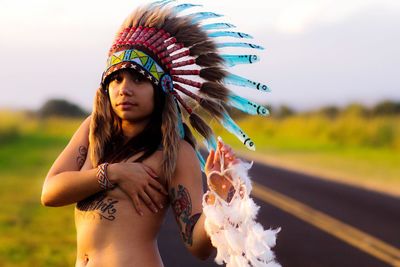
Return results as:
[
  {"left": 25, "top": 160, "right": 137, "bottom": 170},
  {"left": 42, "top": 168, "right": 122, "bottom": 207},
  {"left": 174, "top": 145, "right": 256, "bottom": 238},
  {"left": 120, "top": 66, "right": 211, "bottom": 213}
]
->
[{"left": 97, "top": 163, "right": 115, "bottom": 190}]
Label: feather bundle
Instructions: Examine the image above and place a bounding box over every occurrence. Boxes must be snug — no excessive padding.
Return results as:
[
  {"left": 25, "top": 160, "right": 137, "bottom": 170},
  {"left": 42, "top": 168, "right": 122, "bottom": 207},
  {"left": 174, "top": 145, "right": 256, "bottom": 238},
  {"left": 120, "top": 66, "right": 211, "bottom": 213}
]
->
[{"left": 203, "top": 142, "right": 281, "bottom": 267}]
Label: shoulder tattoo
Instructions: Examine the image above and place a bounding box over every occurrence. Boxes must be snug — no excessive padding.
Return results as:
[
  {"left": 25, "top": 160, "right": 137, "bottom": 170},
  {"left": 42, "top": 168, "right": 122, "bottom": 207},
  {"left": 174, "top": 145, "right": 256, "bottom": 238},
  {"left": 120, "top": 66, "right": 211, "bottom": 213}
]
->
[{"left": 170, "top": 184, "right": 201, "bottom": 246}]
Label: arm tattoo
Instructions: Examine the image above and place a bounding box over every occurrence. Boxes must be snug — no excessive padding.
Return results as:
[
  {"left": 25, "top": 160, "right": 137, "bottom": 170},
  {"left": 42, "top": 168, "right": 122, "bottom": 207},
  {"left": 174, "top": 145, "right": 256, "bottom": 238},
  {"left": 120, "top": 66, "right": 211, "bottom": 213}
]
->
[
  {"left": 76, "top": 192, "right": 119, "bottom": 221},
  {"left": 170, "top": 184, "right": 201, "bottom": 246},
  {"left": 76, "top": 145, "right": 88, "bottom": 169}
]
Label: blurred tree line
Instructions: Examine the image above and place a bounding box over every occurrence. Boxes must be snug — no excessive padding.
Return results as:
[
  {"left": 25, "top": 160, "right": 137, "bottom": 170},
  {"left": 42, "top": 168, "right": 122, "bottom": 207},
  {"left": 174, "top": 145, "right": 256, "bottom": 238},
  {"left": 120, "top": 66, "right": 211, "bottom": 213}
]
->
[
  {"left": 37, "top": 98, "right": 400, "bottom": 119},
  {"left": 38, "top": 99, "right": 89, "bottom": 118},
  {"left": 35, "top": 99, "right": 400, "bottom": 119},
  {"left": 227, "top": 100, "right": 400, "bottom": 119},
  {"left": 273, "top": 100, "right": 400, "bottom": 119}
]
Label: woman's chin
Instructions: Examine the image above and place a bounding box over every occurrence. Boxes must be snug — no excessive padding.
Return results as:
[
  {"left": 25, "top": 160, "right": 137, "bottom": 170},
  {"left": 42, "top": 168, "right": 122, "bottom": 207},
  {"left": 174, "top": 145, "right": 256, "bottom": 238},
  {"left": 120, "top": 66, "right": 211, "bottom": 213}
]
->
[{"left": 118, "top": 112, "right": 150, "bottom": 123}]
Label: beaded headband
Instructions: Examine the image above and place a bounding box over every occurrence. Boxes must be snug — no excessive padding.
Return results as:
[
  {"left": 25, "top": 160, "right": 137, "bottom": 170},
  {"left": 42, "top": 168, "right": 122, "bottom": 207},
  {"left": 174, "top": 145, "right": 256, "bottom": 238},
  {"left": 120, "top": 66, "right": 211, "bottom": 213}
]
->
[{"left": 101, "top": 0, "right": 270, "bottom": 165}]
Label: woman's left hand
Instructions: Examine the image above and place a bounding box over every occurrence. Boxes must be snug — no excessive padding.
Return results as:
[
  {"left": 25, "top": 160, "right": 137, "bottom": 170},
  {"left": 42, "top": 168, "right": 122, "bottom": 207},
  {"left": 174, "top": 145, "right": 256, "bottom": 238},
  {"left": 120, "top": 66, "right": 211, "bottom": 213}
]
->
[
  {"left": 205, "top": 139, "right": 238, "bottom": 175},
  {"left": 204, "top": 139, "right": 239, "bottom": 204}
]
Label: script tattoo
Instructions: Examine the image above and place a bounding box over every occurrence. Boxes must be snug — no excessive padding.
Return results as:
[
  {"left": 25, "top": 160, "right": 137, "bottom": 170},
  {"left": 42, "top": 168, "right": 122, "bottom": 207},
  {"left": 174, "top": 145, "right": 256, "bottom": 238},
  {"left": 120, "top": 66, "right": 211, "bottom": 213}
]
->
[
  {"left": 76, "top": 192, "right": 118, "bottom": 221},
  {"left": 76, "top": 145, "right": 88, "bottom": 169},
  {"left": 170, "top": 184, "right": 201, "bottom": 246}
]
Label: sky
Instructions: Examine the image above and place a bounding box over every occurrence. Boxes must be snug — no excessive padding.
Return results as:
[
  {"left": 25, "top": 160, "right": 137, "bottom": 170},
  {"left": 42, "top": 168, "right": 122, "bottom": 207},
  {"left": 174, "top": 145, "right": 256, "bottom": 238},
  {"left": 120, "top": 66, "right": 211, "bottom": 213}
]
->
[{"left": 1, "top": 0, "right": 399, "bottom": 111}]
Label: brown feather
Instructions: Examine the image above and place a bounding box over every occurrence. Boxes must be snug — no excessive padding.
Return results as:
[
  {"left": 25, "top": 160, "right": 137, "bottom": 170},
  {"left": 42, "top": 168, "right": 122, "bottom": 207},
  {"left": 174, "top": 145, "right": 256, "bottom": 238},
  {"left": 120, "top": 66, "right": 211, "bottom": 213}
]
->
[
  {"left": 199, "top": 98, "right": 225, "bottom": 119},
  {"left": 175, "top": 22, "right": 208, "bottom": 47},
  {"left": 189, "top": 112, "right": 213, "bottom": 139},
  {"left": 200, "top": 82, "right": 229, "bottom": 101},
  {"left": 190, "top": 40, "right": 218, "bottom": 56},
  {"left": 200, "top": 67, "right": 227, "bottom": 82},
  {"left": 196, "top": 53, "right": 224, "bottom": 67}
]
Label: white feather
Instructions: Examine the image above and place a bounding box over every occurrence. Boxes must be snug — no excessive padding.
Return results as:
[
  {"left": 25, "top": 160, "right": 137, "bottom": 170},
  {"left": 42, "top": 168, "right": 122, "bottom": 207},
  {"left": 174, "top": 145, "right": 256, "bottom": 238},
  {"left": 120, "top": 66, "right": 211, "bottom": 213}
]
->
[{"left": 202, "top": 142, "right": 280, "bottom": 266}]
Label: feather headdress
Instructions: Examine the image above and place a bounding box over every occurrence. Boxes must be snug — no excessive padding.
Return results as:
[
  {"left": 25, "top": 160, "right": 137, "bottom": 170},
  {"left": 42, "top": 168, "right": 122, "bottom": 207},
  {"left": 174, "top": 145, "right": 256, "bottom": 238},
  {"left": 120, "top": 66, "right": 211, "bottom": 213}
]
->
[{"left": 101, "top": 0, "right": 270, "bottom": 169}]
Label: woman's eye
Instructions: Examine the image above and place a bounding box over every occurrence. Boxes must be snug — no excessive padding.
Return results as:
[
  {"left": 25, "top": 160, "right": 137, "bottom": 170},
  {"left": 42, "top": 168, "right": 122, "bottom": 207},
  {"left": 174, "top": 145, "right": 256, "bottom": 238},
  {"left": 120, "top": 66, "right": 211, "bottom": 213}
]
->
[
  {"left": 133, "top": 75, "right": 144, "bottom": 83},
  {"left": 110, "top": 75, "right": 122, "bottom": 84}
]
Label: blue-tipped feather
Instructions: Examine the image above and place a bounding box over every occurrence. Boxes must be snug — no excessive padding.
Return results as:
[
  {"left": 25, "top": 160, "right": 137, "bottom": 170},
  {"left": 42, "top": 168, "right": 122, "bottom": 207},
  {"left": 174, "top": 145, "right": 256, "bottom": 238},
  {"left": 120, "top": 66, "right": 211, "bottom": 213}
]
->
[
  {"left": 221, "top": 54, "right": 260, "bottom": 67},
  {"left": 208, "top": 31, "right": 253, "bottom": 39},
  {"left": 224, "top": 73, "right": 270, "bottom": 92},
  {"left": 216, "top": 42, "right": 265, "bottom": 50},
  {"left": 195, "top": 149, "right": 206, "bottom": 172},
  {"left": 203, "top": 135, "right": 217, "bottom": 152},
  {"left": 202, "top": 23, "right": 236, "bottom": 30},
  {"left": 191, "top": 12, "right": 223, "bottom": 23},
  {"left": 151, "top": 0, "right": 175, "bottom": 8},
  {"left": 219, "top": 112, "right": 256, "bottom": 151},
  {"left": 173, "top": 3, "right": 202, "bottom": 13},
  {"left": 228, "top": 94, "right": 269, "bottom": 116}
]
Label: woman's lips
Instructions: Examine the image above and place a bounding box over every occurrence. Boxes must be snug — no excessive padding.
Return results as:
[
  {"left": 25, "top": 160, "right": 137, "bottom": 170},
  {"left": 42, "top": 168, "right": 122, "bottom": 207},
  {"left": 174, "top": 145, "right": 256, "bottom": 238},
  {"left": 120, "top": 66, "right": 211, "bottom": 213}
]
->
[{"left": 117, "top": 102, "right": 136, "bottom": 110}]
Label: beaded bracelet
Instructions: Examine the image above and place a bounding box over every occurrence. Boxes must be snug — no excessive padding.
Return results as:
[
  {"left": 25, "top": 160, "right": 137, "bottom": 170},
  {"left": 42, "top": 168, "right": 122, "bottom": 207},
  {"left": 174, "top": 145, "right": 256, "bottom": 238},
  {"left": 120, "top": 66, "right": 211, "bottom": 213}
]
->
[{"left": 97, "top": 163, "right": 115, "bottom": 190}]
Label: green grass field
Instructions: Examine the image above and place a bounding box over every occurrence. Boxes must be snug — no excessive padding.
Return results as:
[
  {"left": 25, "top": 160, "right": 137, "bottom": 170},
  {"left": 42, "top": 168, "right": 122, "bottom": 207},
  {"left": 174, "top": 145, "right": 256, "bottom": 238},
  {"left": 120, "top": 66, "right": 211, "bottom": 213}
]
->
[
  {"left": 0, "top": 110, "right": 398, "bottom": 266},
  {"left": 0, "top": 115, "right": 81, "bottom": 266}
]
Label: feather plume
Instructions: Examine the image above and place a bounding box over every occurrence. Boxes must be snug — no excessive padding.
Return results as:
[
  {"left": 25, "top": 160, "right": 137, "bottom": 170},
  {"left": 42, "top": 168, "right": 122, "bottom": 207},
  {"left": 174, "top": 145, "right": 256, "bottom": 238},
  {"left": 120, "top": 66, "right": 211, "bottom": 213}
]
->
[
  {"left": 221, "top": 54, "right": 260, "bottom": 67},
  {"left": 224, "top": 73, "right": 270, "bottom": 92},
  {"left": 202, "top": 22, "right": 236, "bottom": 30},
  {"left": 190, "top": 40, "right": 218, "bottom": 56},
  {"left": 189, "top": 112, "right": 213, "bottom": 139},
  {"left": 228, "top": 94, "right": 269, "bottom": 116},
  {"left": 216, "top": 42, "right": 265, "bottom": 50},
  {"left": 208, "top": 31, "right": 253, "bottom": 39},
  {"left": 196, "top": 53, "right": 224, "bottom": 67},
  {"left": 200, "top": 82, "right": 229, "bottom": 101},
  {"left": 199, "top": 67, "right": 227, "bottom": 82},
  {"left": 199, "top": 98, "right": 225, "bottom": 119}
]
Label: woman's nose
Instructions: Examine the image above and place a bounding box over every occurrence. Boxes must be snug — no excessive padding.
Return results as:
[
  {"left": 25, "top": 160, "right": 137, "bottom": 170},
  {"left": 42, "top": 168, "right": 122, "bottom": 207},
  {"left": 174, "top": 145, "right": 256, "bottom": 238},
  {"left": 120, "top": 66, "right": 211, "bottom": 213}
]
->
[{"left": 119, "top": 79, "right": 133, "bottom": 96}]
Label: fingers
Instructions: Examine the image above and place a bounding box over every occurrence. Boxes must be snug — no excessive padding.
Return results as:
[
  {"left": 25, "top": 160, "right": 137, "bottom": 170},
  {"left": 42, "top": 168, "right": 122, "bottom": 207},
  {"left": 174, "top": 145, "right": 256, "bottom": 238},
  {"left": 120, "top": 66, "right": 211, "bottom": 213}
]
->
[
  {"left": 205, "top": 149, "right": 215, "bottom": 173},
  {"left": 148, "top": 178, "right": 169, "bottom": 195},
  {"left": 142, "top": 164, "right": 158, "bottom": 178},
  {"left": 220, "top": 144, "right": 237, "bottom": 167},
  {"left": 213, "top": 144, "right": 222, "bottom": 167},
  {"left": 144, "top": 185, "right": 165, "bottom": 210},
  {"left": 139, "top": 190, "right": 159, "bottom": 213},
  {"left": 133, "top": 195, "right": 144, "bottom": 216}
]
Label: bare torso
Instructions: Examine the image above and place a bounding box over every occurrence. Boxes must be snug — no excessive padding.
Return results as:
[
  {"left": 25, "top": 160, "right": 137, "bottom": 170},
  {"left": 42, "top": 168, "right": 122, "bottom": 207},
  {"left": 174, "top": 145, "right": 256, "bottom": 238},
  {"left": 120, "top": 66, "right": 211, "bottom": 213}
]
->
[{"left": 75, "top": 150, "right": 169, "bottom": 267}]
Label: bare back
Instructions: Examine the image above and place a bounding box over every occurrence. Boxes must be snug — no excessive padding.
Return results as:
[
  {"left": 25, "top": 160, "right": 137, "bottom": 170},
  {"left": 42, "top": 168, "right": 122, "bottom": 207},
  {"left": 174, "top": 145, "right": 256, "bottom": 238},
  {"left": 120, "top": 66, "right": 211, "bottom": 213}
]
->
[{"left": 74, "top": 150, "right": 169, "bottom": 267}]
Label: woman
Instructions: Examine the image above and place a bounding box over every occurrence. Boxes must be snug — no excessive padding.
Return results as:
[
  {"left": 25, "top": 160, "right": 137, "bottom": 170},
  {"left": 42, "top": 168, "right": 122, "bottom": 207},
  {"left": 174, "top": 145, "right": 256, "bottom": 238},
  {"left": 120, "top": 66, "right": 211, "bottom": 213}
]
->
[
  {"left": 41, "top": 1, "right": 278, "bottom": 266},
  {"left": 42, "top": 67, "right": 236, "bottom": 266}
]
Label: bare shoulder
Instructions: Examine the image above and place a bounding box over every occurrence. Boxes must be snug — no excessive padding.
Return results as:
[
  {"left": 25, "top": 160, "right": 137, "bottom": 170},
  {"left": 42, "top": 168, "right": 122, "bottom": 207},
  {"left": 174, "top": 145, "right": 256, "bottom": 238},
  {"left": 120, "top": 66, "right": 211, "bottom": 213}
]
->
[
  {"left": 174, "top": 139, "right": 201, "bottom": 179},
  {"left": 177, "top": 140, "right": 199, "bottom": 165}
]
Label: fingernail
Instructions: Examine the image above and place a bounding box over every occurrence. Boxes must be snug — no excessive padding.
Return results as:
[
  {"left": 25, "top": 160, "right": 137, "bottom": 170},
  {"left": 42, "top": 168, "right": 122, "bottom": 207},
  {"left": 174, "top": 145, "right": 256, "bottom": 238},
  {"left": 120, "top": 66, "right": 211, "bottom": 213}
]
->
[
  {"left": 140, "top": 211, "right": 144, "bottom": 216},
  {"left": 159, "top": 204, "right": 163, "bottom": 209},
  {"left": 154, "top": 209, "right": 158, "bottom": 213}
]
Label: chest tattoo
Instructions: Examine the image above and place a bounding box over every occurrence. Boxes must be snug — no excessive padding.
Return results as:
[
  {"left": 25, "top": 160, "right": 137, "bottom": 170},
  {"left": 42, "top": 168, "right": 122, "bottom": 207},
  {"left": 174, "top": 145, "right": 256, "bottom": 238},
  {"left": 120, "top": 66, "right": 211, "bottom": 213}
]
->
[
  {"left": 76, "top": 191, "right": 119, "bottom": 221},
  {"left": 170, "top": 184, "right": 201, "bottom": 246}
]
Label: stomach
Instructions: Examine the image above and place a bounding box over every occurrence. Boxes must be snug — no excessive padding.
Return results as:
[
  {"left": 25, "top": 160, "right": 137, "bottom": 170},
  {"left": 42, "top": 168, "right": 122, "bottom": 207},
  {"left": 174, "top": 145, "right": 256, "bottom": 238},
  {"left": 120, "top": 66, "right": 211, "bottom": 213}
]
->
[{"left": 74, "top": 186, "right": 169, "bottom": 267}]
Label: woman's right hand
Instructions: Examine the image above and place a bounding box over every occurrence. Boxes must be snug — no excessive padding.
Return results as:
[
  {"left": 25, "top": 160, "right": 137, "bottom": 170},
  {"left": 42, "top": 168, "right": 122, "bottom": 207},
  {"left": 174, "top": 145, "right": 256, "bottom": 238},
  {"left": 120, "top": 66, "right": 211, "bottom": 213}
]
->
[{"left": 108, "top": 162, "right": 168, "bottom": 216}]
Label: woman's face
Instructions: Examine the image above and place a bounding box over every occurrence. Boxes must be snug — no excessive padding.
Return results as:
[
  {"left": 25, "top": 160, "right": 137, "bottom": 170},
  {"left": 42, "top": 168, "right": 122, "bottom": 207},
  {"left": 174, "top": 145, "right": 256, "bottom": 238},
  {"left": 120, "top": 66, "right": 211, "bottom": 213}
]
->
[{"left": 107, "top": 69, "right": 155, "bottom": 122}]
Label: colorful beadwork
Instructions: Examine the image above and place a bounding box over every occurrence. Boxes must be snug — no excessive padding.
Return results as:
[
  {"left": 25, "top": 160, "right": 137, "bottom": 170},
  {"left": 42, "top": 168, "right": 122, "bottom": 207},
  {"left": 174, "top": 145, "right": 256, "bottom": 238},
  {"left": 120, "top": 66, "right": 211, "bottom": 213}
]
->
[{"left": 103, "top": 49, "right": 165, "bottom": 84}]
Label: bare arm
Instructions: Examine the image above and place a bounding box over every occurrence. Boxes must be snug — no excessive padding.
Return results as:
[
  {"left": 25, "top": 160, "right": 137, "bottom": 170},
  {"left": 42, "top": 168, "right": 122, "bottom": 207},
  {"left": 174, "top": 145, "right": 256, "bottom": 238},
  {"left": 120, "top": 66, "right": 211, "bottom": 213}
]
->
[
  {"left": 40, "top": 116, "right": 104, "bottom": 206},
  {"left": 41, "top": 116, "right": 168, "bottom": 211},
  {"left": 168, "top": 140, "right": 215, "bottom": 260}
]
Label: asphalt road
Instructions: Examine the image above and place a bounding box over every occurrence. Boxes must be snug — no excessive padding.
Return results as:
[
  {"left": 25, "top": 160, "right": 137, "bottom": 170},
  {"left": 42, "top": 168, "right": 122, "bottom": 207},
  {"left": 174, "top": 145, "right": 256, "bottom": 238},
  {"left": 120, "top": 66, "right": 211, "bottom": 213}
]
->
[{"left": 158, "top": 159, "right": 400, "bottom": 267}]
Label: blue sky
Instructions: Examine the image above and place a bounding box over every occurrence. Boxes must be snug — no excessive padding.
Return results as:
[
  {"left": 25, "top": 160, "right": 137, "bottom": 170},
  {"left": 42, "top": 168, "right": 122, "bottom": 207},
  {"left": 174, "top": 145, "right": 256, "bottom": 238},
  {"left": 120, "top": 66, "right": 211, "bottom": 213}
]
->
[{"left": 1, "top": 0, "right": 399, "bottom": 111}]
